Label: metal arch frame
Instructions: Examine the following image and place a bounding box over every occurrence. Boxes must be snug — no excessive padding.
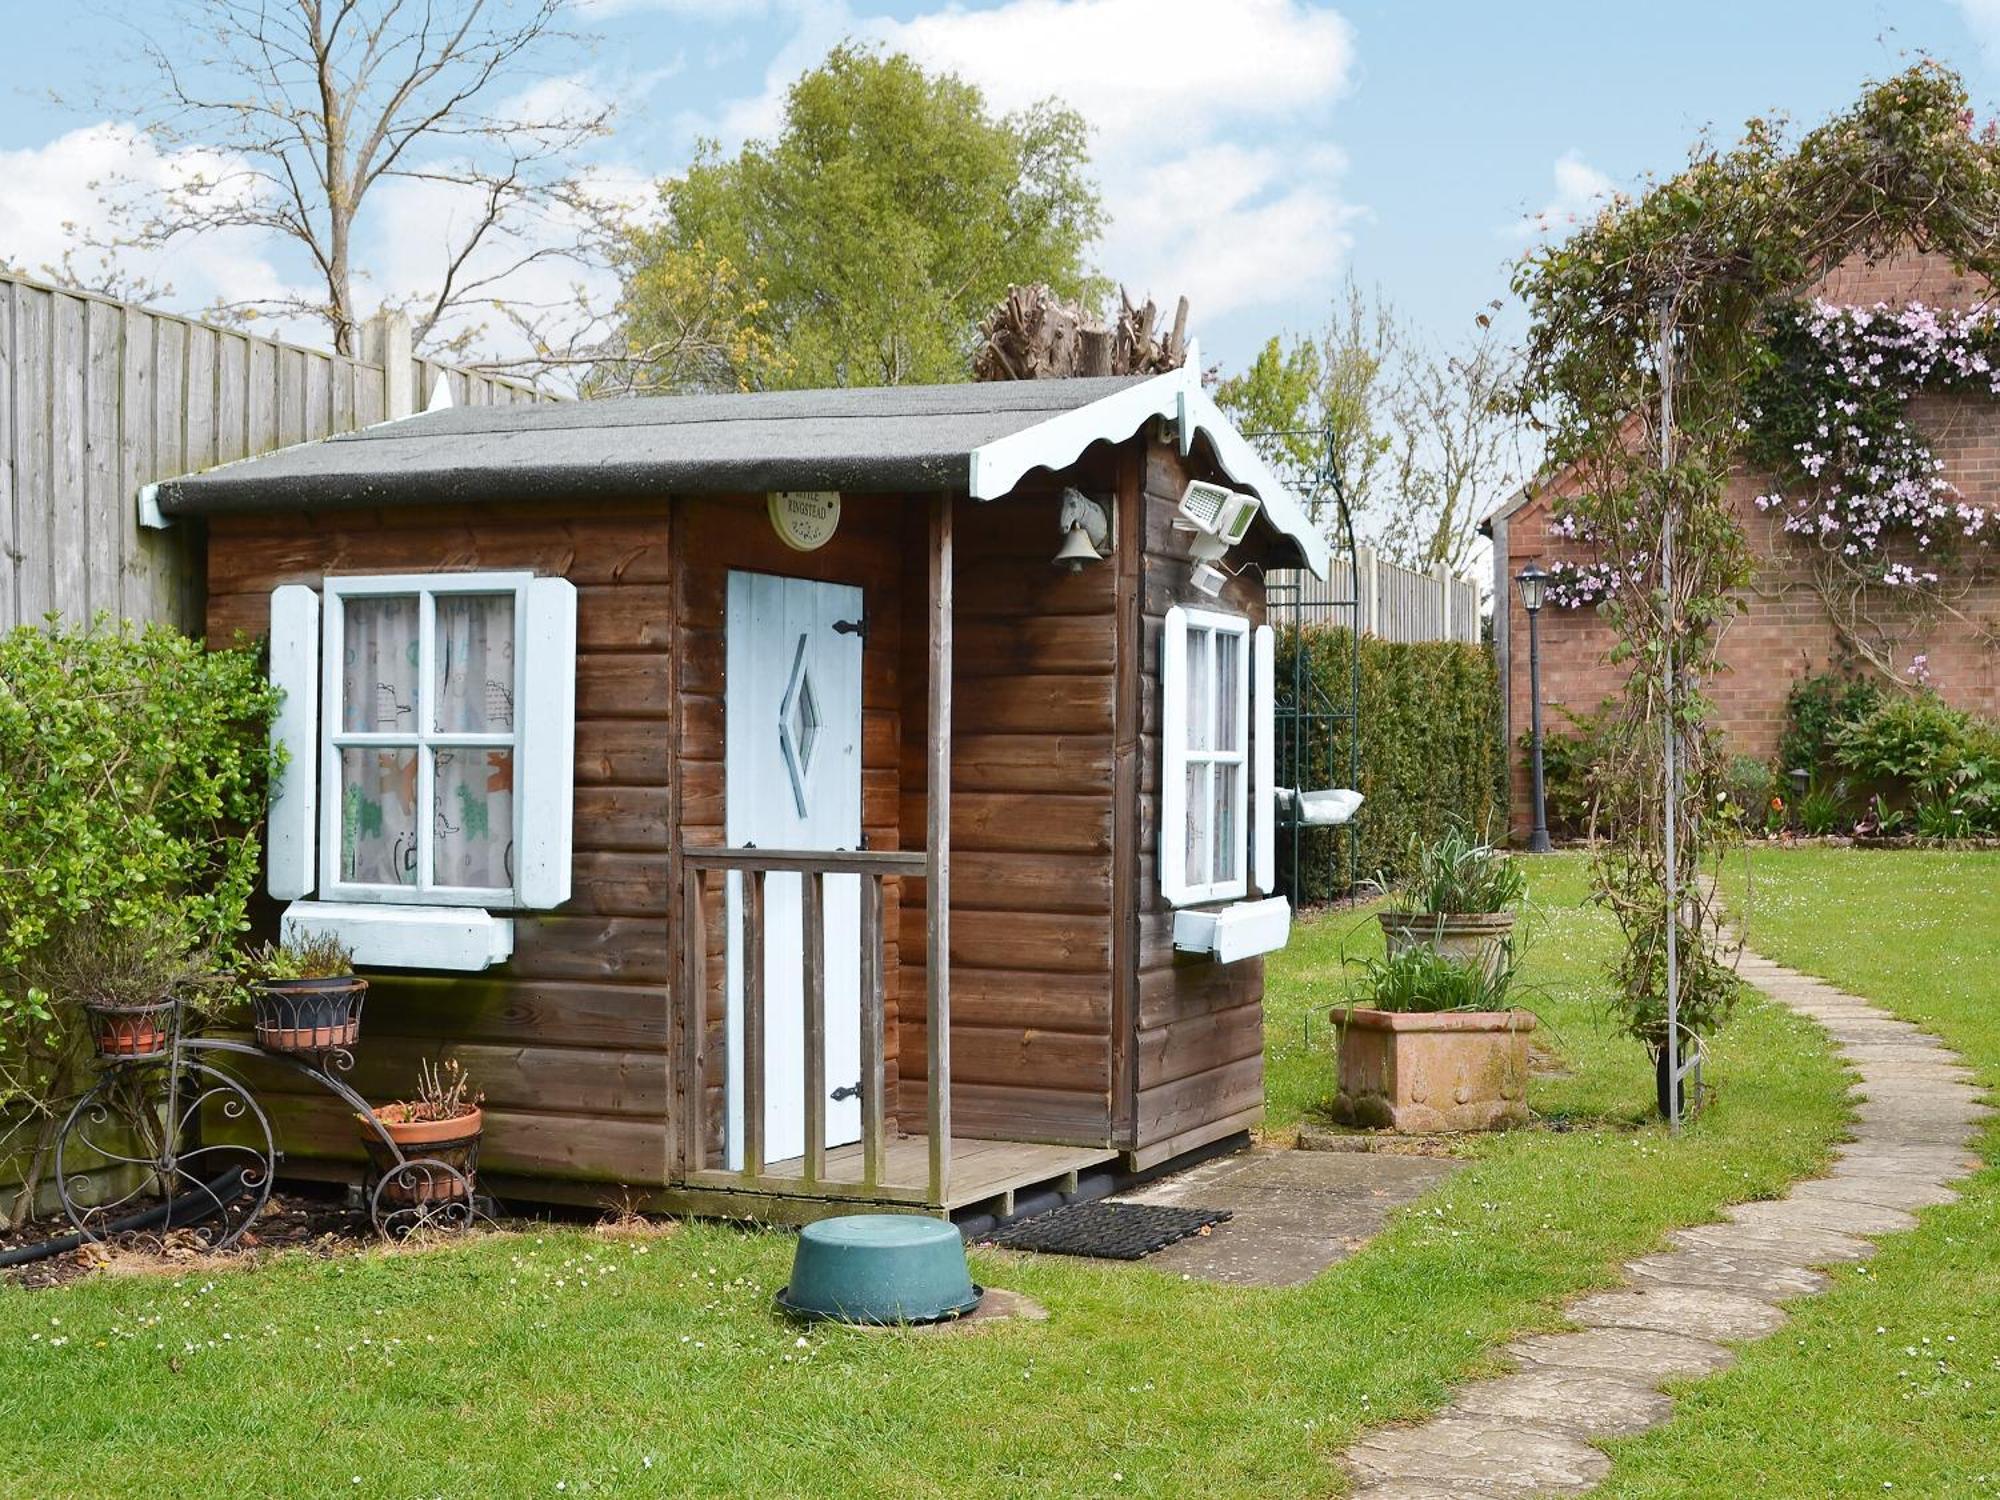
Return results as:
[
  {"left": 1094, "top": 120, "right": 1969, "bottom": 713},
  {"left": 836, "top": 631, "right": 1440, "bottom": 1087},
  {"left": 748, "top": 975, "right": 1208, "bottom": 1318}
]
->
[
  {"left": 1246, "top": 423, "right": 1364, "bottom": 902},
  {"left": 56, "top": 1005, "right": 474, "bottom": 1251}
]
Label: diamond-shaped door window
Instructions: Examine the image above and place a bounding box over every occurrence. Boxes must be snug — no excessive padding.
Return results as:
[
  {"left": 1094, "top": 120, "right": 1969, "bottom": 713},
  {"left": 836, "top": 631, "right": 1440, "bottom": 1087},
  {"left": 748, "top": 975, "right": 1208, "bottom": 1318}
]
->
[{"left": 778, "top": 633, "right": 821, "bottom": 817}]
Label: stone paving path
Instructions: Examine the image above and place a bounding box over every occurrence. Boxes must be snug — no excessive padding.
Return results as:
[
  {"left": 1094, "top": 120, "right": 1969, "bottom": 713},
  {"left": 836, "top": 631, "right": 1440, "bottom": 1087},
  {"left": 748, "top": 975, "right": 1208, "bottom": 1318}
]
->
[{"left": 1339, "top": 942, "right": 1992, "bottom": 1500}]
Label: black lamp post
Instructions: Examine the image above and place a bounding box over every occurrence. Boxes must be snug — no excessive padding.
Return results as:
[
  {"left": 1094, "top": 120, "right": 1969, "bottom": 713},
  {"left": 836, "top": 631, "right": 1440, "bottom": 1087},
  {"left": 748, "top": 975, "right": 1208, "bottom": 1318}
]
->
[{"left": 1516, "top": 562, "right": 1554, "bottom": 853}]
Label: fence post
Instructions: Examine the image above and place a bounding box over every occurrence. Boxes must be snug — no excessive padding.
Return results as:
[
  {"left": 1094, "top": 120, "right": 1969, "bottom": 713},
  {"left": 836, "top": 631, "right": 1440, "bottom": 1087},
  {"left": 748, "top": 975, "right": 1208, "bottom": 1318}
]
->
[
  {"left": 1357, "top": 544, "right": 1379, "bottom": 637},
  {"left": 360, "top": 309, "right": 415, "bottom": 420},
  {"left": 1434, "top": 562, "right": 1451, "bottom": 641}
]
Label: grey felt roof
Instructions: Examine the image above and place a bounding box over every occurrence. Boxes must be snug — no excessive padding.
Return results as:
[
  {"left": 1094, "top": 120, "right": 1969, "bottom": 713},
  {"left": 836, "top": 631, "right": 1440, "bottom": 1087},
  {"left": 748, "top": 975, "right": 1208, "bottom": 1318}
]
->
[{"left": 151, "top": 376, "right": 1152, "bottom": 516}]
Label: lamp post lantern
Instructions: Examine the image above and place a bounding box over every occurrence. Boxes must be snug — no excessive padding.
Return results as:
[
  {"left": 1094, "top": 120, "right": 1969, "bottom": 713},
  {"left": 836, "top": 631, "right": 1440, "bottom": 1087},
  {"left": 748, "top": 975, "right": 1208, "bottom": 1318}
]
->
[{"left": 1516, "top": 563, "right": 1554, "bottom": 853}]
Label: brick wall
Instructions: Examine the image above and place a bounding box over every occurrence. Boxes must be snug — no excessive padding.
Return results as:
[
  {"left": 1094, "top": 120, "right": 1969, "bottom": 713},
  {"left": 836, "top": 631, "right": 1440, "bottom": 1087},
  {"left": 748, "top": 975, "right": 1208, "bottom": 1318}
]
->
[{"left": 1500, "top": 251, "right": 2000, "bottom": 835}]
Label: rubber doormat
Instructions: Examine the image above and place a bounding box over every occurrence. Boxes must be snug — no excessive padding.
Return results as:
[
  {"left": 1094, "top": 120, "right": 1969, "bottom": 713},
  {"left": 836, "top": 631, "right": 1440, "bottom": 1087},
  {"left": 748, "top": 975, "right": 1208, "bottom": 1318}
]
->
[{"left": 983, "top": 1202, "right": 1231, "bottom": 1261}]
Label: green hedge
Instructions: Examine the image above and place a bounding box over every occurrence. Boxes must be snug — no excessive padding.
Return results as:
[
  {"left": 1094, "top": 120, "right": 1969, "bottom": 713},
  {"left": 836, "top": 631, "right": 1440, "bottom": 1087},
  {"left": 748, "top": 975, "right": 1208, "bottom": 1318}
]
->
[{"left": 1276, "top": 627, "right": 1503, "bottom": 903}]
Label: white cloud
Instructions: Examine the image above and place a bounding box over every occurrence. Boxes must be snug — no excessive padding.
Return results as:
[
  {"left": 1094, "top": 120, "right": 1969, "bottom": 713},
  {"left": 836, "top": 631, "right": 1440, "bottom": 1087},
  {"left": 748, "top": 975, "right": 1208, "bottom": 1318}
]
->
[
  {"left": 686, "top": 0, "right": 1361, "bottom": 335},
  {"left": 0, "top": 122, "right": 315, "bottom": 337},
  {"left": 1507, "top": 149, "right": 1614, "bottom": 240}
]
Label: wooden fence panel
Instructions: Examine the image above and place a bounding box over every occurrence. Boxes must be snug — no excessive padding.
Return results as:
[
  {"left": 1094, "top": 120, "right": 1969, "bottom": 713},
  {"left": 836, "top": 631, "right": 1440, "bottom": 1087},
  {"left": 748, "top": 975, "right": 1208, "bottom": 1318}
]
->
[
  {"left": 0, "top": 270, "right": 548, "bottom": 635},
  {"left": 1268, "top": 548, "right": 1484, "bottom": 645}
]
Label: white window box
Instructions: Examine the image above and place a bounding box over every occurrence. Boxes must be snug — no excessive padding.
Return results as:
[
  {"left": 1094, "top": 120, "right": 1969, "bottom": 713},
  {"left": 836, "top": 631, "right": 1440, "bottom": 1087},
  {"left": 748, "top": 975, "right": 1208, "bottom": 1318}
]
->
[
  {"left": 1172, "top": 896, "right": 1293, "bottom": 963},
  {"left": 281, "top": 901, "right": 515, "bottom": 972}
]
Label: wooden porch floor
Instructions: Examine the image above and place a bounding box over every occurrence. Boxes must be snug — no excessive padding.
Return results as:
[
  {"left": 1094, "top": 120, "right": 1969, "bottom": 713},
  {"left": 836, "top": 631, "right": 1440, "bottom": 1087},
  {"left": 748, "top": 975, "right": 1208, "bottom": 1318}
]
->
[{"left": 758, "top": 1135, "right": 1118, "bottom": 1213}]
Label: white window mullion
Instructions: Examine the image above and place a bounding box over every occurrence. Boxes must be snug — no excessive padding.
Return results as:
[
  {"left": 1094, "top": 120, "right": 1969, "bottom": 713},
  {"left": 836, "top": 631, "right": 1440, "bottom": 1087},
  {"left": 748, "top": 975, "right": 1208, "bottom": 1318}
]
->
[
  {"left": 318, "top": 588, "right": 346, "bottom": 899},
  {"left": 415, "top": 587, "right": 438, "bottom": 897}
]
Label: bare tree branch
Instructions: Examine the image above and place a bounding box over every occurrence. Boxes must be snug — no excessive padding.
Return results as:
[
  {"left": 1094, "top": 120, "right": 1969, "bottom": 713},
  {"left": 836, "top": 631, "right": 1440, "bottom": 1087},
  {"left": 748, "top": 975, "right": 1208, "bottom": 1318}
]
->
[{"left": 69, "top": 0, "right": 610, "bottom": 357}]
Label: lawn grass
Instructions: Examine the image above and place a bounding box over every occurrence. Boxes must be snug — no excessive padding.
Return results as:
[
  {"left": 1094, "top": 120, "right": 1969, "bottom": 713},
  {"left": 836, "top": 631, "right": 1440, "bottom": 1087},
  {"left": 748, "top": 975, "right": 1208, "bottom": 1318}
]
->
[
  {"left": 0, "top": 855, "right": 1854, "bottom": 1498},
  {"left": 1595, "top": 845, "right": 2000, "bottom": 1499}
]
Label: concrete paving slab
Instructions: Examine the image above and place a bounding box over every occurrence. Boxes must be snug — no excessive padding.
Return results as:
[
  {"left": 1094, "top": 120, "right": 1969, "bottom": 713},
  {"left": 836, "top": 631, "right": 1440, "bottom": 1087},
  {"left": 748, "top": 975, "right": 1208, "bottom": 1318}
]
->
[
  {"left": 1567, "top": 1284, "right": 1789, "bottom": 1341},
  {"left": 1449, "top": 1368, "right": 1674, "bottom": 1437},
  {"left": 1109, "top": 1145, "right": 1460, "bottom": 1287},
  {"left": 1726, "top": 1196, "right": 1918, "bottom": 1236},
  {"left": 1668, "top": 1220, "right": 1875, "bottom": 1264},
  {"left": 1349, "top": 1481, "right": 1515, "bottom": 1500},
  {"left": 1346, "top": 1416, "right": 1610, "bottom": 1494},
  {"left": 1786, "top": 1175, "right": 1961, "bottom": 1211},
  {"left": 1505, "top": 1326, "right": 1736, "bottom": 1380},
  {"left": 1623, "top": 1248, "right": 1831, "bottom": 1299}
]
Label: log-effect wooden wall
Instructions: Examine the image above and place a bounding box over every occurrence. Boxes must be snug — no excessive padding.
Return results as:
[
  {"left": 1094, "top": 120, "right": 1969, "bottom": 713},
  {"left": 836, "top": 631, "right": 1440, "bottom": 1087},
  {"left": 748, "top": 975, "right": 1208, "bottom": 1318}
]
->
[
  {"left": 0, "top": 270, "right": 542, "bottom": 636},
  {"left": 897, "top": 465, "right": 1123, "bottom": 1148},
  {"left": 673, "top": 493, "right": 909, "bottom": 1171},
  {"left": 205, "top": 501, "right": 675, "bottom": 1194},
  {"left": 1128, "top": 438, "right": 1277, "bottom": 1169}
]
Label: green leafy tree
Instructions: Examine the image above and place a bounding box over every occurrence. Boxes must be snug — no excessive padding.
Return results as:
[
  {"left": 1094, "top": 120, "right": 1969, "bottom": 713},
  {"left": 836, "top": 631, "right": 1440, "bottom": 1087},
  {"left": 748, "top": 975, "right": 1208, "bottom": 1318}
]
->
[
  {"left": 0, "top": 622, "right": 280, "bottom": 1223},
  {"left": 618, "top": 45, "right": 1104, "bottom": 391},
  {"left": 1215, "top": 277, "right": 1396, "bottom": 531}
]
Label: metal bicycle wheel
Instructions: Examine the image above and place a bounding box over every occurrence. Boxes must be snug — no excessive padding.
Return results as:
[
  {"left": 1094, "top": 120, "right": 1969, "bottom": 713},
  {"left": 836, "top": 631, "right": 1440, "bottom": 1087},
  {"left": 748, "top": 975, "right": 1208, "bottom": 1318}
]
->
[
  {"left": 368, "top": 1157, "right": 477, "bottom": 1239},
  {"left": 55, "top": 1057, "right": 277, "bottom": 1252}
]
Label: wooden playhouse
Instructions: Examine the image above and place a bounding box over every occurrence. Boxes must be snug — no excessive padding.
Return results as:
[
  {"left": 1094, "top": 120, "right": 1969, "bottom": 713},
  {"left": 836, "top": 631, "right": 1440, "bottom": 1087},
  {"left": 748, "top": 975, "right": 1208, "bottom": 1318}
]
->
[{"left": 146, "top": 365, "right": 1334, "bottom": 1222}]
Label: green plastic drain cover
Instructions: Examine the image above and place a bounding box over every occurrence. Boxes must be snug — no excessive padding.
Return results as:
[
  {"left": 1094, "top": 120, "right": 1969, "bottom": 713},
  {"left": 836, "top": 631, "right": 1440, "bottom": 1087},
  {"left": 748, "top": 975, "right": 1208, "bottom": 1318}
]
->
[{"left": 777, "top": 1214, "right": 983, "bottom": 1325}]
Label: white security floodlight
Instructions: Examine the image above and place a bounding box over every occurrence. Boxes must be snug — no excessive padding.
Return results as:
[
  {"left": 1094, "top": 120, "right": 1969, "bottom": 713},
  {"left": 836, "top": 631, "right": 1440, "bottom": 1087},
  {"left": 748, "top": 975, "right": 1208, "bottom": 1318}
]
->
[{"left": 1176, "top": 480, "right": 1261, "bottom": 547}]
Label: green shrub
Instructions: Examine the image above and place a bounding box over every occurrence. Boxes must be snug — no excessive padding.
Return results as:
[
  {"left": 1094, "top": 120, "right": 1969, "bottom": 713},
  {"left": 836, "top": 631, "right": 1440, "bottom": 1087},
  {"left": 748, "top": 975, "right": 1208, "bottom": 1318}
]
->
[
  {"left": 1527, "top": 699, "right": 1616, "bottom": 839},
  {"left": 1276, "top": 627, "right": 1502, "bottom": 902},
  {"left": 1833, "top": 692, "right": 1977, "bottom": 798},
  {"left": 0, "top": 620, "right": 280, "bottom": 1222},
  {"left": 1778, "top": 668, "right": 1883, "bottom": 779},
  {"left": 1722, "top": 754, "right": 1775, "bottom": 822}
]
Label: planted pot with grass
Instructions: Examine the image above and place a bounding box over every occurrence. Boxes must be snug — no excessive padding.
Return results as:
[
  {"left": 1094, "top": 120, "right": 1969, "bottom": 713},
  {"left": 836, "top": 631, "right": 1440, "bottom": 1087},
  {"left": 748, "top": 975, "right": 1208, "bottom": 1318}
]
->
[
  {"left": 48, "top": 912, "right": 210, "bottom": 1063},
  {"left": 362, "top": 1059, "right": 484, "bottom": 1208},
  {"left": 1377, "top": 826, "right": 1526, "bottom": 979},
  {"left": 1329, "top": 945, "right": 1535, "bottom": 1133},
  {"left": 244, "top": 930, "right": 364, "bottom": 1054}
]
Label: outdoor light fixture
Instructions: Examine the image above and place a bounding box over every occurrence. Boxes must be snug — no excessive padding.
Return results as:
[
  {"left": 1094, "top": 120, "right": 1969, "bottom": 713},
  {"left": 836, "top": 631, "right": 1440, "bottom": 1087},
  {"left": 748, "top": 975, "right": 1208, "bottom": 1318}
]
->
[
  {"left": 1515, "top": 560, "right": 1550, "bottom": 615},
  {"left": 1173, "top": 480, "right": 1260, "bottom": 598},
  {"left": 1516, "top": 562, "right": 1554, "bottom": 853},
  {"left": 1053, "top": 488, "right": 1111, "bottom": 572}
]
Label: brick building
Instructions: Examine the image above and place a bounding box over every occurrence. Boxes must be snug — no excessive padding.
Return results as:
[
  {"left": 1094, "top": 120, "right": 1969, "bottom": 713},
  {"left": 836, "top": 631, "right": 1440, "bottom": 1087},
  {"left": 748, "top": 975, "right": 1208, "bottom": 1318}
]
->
[{"left": 1486, "top": 252, "right": 2000, "bottom": 837}]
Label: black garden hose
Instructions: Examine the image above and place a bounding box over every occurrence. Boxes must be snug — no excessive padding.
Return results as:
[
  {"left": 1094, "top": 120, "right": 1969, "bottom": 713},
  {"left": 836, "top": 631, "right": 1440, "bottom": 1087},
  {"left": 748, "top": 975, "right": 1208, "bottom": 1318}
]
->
[{"left": 0, "top": 1167, "right": 248, "bottom": 1268}]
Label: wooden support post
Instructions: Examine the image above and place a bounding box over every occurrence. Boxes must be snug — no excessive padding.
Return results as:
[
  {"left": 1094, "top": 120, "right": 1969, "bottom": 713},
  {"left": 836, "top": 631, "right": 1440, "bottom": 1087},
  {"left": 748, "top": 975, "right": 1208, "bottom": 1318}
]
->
[
  {"left": 680, "top": 868, "right": 708, "bottom": 1174},
  {"left": 802, "top": 870, "right": 826, "bottom": 1187},
  {"left": 926, "top": 491, "right": 954, "bottom": 1207},
  {"left": 740, "top": 869, "right": 766, "bottom": 1181},
  {"left": 859, "top": 872, "right": 886, "bottom": 1193}
]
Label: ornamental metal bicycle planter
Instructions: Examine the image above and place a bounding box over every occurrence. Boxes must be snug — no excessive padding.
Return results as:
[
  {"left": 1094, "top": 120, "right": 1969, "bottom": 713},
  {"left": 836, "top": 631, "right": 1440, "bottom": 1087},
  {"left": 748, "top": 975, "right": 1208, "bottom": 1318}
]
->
[{"left": 55, "top": 982, "right": 478, "bottom": 1251}]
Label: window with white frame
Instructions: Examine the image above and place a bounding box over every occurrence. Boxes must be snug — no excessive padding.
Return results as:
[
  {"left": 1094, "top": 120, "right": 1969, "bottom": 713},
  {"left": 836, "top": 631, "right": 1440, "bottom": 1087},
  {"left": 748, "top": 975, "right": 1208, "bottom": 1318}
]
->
[
  {"left": 264, "top": 570, "right": 579, "bottom": 913},
  {"left": 1161, "top": 606, "right": 1249, "bottom": 904},
  {"left": 1159, "top": 606, "right": 1277, "bottom": 912}
]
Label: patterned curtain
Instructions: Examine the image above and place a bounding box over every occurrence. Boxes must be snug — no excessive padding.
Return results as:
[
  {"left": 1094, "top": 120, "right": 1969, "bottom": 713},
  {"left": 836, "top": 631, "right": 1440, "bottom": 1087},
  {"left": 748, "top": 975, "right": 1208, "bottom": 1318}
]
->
[
  {"left": 433, "top": 595, "right": 515, "bottom": 889},
  {"left": 340, "top": 597, "right": 420, "bottom": 885},
  {"left": 338, "top": 592, "right": 515, "bottom": 891}
]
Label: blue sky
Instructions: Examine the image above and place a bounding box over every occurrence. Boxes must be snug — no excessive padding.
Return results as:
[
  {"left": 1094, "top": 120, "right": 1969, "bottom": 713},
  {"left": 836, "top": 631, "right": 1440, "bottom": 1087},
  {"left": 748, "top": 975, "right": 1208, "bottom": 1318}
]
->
[{"left": 4, "top": 0, "right": 1999, "bottom": 375}]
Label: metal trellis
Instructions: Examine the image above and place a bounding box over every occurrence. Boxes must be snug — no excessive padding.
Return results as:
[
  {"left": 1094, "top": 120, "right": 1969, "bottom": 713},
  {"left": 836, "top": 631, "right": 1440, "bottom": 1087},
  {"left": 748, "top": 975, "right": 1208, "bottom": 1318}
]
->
[{"left": 1250, "top": 425, "right": 1364, "bottom": 905}]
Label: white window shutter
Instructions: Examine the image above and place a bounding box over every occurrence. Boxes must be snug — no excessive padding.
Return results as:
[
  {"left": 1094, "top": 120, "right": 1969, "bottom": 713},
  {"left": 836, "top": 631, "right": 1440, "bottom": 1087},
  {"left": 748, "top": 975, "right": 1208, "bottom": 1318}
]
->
[
  {"left": 517, "top": 576, "right": 578, "bottom": 908},
  {"left": 1253, "top": 624, "right": 1276, "bottom": 895},
  {"left": 267, "top": 585, "right": 320, "bottom": 901},
  {"left": 1159, "top": 606, "right": 1190, "bottom": 906}
]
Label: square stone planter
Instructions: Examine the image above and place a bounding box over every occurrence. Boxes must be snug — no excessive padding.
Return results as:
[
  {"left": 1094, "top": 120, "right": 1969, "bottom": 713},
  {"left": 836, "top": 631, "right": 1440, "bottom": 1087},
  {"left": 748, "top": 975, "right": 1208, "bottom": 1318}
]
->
[{"left": 1330, "top": 1007, "right": 1536, "bottom": 1133}]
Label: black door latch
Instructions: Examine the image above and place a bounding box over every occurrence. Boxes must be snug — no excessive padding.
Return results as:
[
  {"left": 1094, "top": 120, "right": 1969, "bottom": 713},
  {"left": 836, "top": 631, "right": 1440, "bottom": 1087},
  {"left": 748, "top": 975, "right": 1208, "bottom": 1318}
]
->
[{"left": 831, "top": 1082, "right": 863, "bottom": 1103}]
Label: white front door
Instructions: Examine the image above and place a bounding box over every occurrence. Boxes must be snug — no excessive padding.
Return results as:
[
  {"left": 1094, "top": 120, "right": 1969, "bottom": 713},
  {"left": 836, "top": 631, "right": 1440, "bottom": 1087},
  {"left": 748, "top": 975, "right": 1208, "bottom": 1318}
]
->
[{"left": 724, "top": 570, "right": 865, "bottom": 1167}]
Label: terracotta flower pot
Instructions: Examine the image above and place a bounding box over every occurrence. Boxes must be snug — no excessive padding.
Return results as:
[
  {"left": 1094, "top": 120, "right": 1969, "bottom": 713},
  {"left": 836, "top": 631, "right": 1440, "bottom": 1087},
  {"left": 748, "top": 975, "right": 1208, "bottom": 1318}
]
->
[
  {"left": 361, "top": 1104, "right": 483, "bottom": 1206},
  {"left": 83, "top": 997, "right": 178, "bottom": 1061},
  {"left": 1377, "top": 910, "right": 1517, "bottom": 979},
  {"left": 1330, "top": 1006, "right": 1536, "bottom": 1133},
  {"left": 253, "top": 976, "right": 367, "bottom": 1053}
]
